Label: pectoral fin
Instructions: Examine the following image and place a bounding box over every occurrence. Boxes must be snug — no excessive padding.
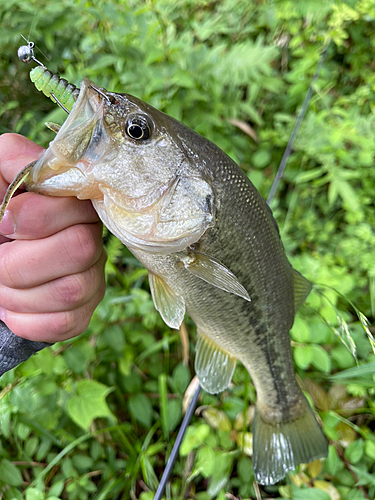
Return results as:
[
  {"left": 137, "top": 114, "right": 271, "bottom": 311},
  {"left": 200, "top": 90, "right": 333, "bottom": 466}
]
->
[
  {"left": 293, "top": 269, "right": 312, "bottom": 312},
  {"left": 149, "top": 273, "right": 185, "bottom": 329},
  {"left": 195, "top": 332, "right": 236, "bottom": 394},
  {"left": 180, "top": 250, "right": 250, "bottom": 301}
]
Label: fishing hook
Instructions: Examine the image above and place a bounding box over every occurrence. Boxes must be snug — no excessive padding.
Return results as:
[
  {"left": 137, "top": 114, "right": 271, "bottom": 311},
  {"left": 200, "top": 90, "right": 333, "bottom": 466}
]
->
[
  {"left": 50, "top": 93, "right": 70, "bottom": 114},
  {"left": 89, "top": 84, "right": 116, "bottom": 104}
]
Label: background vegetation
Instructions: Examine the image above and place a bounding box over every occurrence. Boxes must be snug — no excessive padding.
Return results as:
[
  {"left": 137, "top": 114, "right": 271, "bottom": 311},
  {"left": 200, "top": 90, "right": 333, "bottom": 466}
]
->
[{"left": 0, "top": 0, "right": 375, "bottom": 499}]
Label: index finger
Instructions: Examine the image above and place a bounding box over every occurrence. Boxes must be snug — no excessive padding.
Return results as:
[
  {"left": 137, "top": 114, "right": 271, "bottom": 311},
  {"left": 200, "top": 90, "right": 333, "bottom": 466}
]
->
[{"left": 0, "top": 133, "right": 45, "bottom": 194}]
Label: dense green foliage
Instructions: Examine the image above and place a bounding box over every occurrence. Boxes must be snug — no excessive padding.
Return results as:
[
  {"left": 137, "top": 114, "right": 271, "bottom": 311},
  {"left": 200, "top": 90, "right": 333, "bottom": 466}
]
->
[{"left": 1, "top": 0, "right": 375, "bottom": 499}]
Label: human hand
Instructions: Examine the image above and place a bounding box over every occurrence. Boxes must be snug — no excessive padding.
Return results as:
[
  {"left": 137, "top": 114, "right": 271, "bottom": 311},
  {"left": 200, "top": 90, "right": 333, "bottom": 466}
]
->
[{"left": 0, "top": 133, "right": 106, "bottom": 343}]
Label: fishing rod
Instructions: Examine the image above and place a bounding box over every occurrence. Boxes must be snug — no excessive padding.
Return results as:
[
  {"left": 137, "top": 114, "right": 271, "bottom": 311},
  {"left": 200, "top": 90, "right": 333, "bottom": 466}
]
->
[{"left": 153, "top": 41, "right": 330, "bottom": 500}]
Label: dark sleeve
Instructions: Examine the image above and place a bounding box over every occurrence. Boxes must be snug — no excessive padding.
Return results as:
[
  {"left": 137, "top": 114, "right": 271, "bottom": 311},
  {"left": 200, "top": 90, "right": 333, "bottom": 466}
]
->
[{"left": 0, "top": 321, "right": 50, "bottom": 376}]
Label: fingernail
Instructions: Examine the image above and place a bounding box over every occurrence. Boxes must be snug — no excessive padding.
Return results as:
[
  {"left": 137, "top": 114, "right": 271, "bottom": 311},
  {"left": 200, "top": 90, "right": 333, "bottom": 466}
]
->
[
  {"left": 0, "top": 210, "right": 16, "bottom": 236},
  {"left": 0, "top": 307, "right": 5, "bottom": 322}
]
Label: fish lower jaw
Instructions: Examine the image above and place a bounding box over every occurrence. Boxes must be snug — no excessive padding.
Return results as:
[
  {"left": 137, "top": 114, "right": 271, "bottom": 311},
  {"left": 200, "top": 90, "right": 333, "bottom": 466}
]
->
[{"left": 27, "top": 167, "right": 102, "bottom": 200}]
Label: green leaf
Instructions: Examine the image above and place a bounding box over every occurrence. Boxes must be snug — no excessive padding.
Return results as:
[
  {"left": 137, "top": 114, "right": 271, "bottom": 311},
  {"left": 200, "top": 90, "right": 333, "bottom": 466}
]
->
[
  {"left": 192, "top": 446, "right": 215, "bottom": 478},
  {"left": 0, "top": 459, "right": 23, "bottom": 486},
  {"left": 364, "top": 440, "right": 375, "bottom": 461},
  {"left": 66, "top": 380, "right": 114, "bottom": 430},
  {"left": 166, "top": 399, "right": 182, "bottom": 433},
  {"left": 203, "top": 408, "right": 232, "bottom": 432},
  {"left": 291, "top": 316, "right": 310, "bottom": 343},
  {"left": 310, "top": 345, "right": 331, "bottom": 373},
  {"left": 128, "top": 393, "right": 153, "bottom": 428},
  {"left": 291, "top": 486, "right": 330, "bottom": 500},
  {"left": 180, "top": 424, "right": 211, "bottom": 456},
  {"left": 324, "top": 445, "right": 342, "bottom": 476},
  {"left": 295, "top": 167, "right": 324, "bottom": 183},
  {"left": 207, "top": 452, "right": 234, "bottom": 497},
  {"left": 294, "top": 345, "right": 313, "bottom": 369},
  {"left": 25, "top": 489, "right": 45, "bottom": 500},
  {"left": 171, "top": 363, "right": 190, "bottom": 394},
  {"left": 330, "top": 362, "right": 375, "bottom": 380},
  {"left": 252, "top": 150, "right": 271, "bottom": 168},
  {"left": 345, "top": 440, "right": 364, "bottom": 464}
]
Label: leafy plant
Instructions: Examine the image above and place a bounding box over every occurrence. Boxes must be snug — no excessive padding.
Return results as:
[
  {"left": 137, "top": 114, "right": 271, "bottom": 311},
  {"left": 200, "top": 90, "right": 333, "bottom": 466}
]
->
[{"left": 1, "top": 0, "right": 375, "bottom": 499}]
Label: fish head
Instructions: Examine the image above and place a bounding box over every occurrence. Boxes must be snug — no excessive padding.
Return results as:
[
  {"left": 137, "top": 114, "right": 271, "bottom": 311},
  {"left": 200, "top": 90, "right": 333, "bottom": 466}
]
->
[{"left": 27, "top": 79, "right": 215, "bottom": 253}]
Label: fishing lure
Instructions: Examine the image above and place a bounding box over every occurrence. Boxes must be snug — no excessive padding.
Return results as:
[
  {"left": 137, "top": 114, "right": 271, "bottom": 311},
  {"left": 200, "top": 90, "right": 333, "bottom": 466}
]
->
[
  {"left": 29, "top": 66, "right": 79, "bottom": 113},
  {"left": 0, "top": 41, "right": 80, "bottom": 218},
  {"left": 17, "top": 40, "right": 43, "bottom": 66},
  {"left": 18, "top": 39, "right": 79, "bottom": 113},
  {"left": 0, "top": 162, "right": 36, "bottom": 225}
]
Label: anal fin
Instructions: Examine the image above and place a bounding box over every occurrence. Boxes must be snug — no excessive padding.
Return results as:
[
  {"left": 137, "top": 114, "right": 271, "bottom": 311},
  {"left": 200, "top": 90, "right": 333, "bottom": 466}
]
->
[
  {"left": 195, "top": 332, "right": 236, "bottom": 394},
  {"left": 149, "top": 273, "right": 185, "bottom": 329},
  {"left": 293, "top": 269, "right": 312, "bottom": 312}
]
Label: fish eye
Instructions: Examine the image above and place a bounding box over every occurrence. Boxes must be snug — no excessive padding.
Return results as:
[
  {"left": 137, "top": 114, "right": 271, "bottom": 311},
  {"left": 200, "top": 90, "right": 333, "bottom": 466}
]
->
[{"left": 125, "top": 115, "right": 152, "bottom": 141}]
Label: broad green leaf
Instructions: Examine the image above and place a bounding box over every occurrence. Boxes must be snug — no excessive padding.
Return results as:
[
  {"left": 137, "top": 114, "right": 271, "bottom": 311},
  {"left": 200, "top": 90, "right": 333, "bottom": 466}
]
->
[
  {"left": 171, "top": 363, "right": 191, "bottom": 394},
  {"left": 203, "top": 408, "right": 232, "bottom": 432},
  {"left": 324, "top": 445, "right": 342, "bottom": 476},
  {"left": 207, "top": 452, "right": 234, "bottom": 497},
  {"left": 294, "top": 345, "right": 313, "bottom": 369},
  {"left": 0, "top": 459, "right": 23, "bottom": 486},
  {"left": 180, "top": 424, "right": 211, "bottom": 456},
  {"left": 310, "top": 345, "right": 331, "bottom": 373},
  {"left": 25, "top": 489, "right": 45, "bottom": 500},
  {"left": 313, "top": 481, "right": 340, "bottom": 500},
  {"left": 291, "top": 486, "right": 330, "bottom": 500},
  {"left": 291, "top": 316, "right": 311, "bottom": 343},
  {"left": 166, "top": 399, "right": 182, "bottom": 433},
  {"left": 66, "top": 380, "right": 114, "bottom": 430},
  {"left": 345, "top": 440, "right": 364, "bottom": 464},
  {"left": 364, "top": 440, "right": 375, "bottom": 461},
  {"left": 128, "top": 393, "right": 153, "bottom": 428},
  {"left": 192, "top": 446, "right": 215, "bottom": 478}
]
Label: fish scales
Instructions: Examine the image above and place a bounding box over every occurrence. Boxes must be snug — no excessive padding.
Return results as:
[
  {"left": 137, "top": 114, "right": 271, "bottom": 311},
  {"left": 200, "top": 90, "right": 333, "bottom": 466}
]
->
[
  {"left": 20, "top": 78, "right": 328, "bottom": 485},
  {"left": 131, "top": 136, "right": 298, "bottom": 413}
]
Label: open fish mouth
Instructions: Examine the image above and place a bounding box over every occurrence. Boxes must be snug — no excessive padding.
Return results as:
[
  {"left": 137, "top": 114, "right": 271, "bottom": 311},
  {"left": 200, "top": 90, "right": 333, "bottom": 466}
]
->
[
  {"left": 25, "top": 76, "right": 215, "bottom": 254},
  {"left": 26, "top": 78, "right": 110, "bottom": 199}
]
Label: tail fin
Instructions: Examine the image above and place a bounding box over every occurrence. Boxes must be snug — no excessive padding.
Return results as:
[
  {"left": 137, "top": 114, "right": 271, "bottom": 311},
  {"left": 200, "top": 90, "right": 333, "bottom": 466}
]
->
[{"left": 252, "top": 397, "right": 328, "bottom": 485}]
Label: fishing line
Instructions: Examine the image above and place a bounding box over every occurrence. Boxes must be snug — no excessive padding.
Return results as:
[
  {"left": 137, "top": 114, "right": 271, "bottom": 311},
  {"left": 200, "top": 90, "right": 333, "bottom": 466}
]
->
[
  {"left": 266, "top": 42, "right": 330, "bottom": 205},
  {"left": 154, "top": 42, "right": 330, "bottom": 500}
]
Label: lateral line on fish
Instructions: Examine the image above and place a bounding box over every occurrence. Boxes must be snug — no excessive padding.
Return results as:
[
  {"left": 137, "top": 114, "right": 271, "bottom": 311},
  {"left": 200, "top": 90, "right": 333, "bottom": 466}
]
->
[{"left": 0, "top": 161, "right": 36, "bottom": 224}]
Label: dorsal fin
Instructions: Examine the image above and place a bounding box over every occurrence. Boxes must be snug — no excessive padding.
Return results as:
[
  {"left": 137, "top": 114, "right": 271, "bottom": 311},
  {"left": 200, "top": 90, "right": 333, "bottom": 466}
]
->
[{"left": 293, "top": 269, "right": 312, "bottom": 312}]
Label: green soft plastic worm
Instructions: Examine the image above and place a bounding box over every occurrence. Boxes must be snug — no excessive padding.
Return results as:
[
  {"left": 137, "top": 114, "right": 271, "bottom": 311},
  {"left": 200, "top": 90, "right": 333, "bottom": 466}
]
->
[{"left": 30, "top": 66, "right": 80, "bottom": 112}]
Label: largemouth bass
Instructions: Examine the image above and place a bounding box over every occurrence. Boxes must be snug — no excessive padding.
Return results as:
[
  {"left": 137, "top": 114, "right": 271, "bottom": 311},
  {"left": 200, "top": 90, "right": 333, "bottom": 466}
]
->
[{"left": 7, "top": 77, "right": 328, "bottom": 484}]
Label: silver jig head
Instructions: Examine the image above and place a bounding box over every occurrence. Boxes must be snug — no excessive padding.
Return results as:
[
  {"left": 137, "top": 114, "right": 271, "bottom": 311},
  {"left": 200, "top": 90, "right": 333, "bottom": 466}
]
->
[{"left": 17, "top": 40, "right": 43, "bottom": 66}]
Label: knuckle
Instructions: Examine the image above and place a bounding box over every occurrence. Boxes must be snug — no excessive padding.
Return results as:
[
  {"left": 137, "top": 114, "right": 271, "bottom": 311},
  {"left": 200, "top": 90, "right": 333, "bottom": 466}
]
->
[
  {"left": 54, "top": 274, "right": 87, "bottom": 309},
  {"left": 0, "top": 248, "right": 22, "bottom": 288},
  {"left": 64, "top": 224, "right": 101, "bottom": 268},
  {"left": 50, "top": 310, "right": 76, "bottom": 337}
]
